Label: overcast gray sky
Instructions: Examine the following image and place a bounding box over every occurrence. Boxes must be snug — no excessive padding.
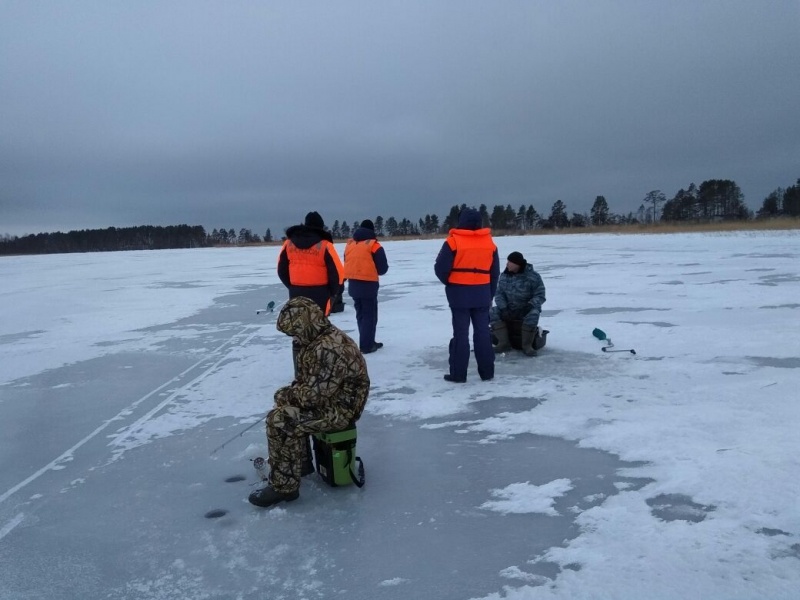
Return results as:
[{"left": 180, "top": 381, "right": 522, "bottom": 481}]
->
[{"left": 2, "top": 0, "right": 799, "bottom": 237}]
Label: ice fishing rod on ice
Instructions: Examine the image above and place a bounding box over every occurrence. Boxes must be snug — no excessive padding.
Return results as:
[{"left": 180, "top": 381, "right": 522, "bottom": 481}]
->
[
  {"left": 256, "top": 300, "right": 281, "bottom": 315},
  {"left": 210, "top": 416, "right": 265, "bottom": 455},
  {"left": 592, "top": 328, "right": 636, "bottom": 355},
  {"left": 602, "top": 346, "right": 636, "bottom": 354}
]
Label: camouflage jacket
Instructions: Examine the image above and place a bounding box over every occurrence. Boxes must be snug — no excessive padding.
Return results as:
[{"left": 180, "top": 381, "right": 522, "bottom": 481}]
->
[
  {"left": 275, "top": 297, "right": 370, "bottom": 421},
  {"left": 494, "top": 264, "right": 546, "bottom": 319}
]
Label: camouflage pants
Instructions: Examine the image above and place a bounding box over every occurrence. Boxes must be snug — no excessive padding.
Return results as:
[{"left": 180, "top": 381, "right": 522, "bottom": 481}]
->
[{"left": 266, "top": 404, "right": 353, "bottom": 494}]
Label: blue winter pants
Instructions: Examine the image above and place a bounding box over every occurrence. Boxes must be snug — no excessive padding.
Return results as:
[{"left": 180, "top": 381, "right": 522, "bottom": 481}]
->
[
  {"left": 448, "top": 306, "right": 494, "bottom": 381},
  {"left": 353, "top": 296, "right": 379, "bottom": 351}
]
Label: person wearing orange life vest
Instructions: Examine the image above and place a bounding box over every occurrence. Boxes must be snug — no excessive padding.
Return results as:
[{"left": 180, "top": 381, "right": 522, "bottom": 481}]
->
[
  {"left": 434, "top": 208, "right": 500, "bottom": 383},
  {"left": 277, "top": 211, "right": 344, "bottom": 317},
  {"left": 344, "top": 220, "right": 389, "bottom": 354}
]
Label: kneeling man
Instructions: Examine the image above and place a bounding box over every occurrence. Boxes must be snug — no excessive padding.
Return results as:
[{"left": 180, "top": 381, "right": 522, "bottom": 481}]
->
[{"left": 490, "top": 251, "right": 546, "bottom": 356}]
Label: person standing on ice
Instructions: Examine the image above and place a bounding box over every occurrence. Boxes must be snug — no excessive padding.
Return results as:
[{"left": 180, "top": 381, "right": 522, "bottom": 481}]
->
[
  {"left": 249, "top": 297, "right": 370, "bottom": 508},
  {"left": 277, "top": 211, "right": 344, "bottom": 317},
  {"left": 344, "top": 219, "right": 389, "bottom": 354},
  {"left": 490, "top": 251, "right": 546, "bottom": 356},
  {"left": 434, "top": 207, "right": 500, "bottom": 383}
]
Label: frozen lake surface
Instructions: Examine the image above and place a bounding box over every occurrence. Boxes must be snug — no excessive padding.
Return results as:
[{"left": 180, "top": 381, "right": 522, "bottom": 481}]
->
[{"left": 1, "top": 231, "right": 799, "bottom": 599}]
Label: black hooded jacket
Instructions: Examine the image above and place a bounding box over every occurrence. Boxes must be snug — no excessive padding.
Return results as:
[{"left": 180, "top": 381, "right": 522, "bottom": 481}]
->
[{"left": 277, "top": 224, "right": 342, "bottom": 314}]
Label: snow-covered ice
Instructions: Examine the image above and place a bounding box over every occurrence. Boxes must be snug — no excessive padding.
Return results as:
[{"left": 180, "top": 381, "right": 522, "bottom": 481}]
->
[{"left": 1, "top": 231, "right": 799, "bottom": 599}]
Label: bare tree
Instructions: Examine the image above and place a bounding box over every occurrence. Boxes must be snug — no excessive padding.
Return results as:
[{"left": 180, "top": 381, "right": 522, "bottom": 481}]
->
[{"left": 643, "top": 190, "right": 666, "bottom": 223}]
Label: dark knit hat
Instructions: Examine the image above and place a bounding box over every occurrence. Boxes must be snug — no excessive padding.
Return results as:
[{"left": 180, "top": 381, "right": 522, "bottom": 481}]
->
[
  {"left": 304, "top": 211, "right": 324, "bottom": 229},
  {"left": 507, "top": 251, "right": 526, "bottom": 267},
  {"left": 360, "top": 219, "right": 375, "bottom": 231}
]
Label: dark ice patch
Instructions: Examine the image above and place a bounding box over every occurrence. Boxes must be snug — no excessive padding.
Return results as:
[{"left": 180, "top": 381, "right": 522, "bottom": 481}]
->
[
  {"left": 757, "top": 527, "right": 790, "bottom": 537},
  {"left": 759, "top": 304, "right": 800, "bottom": 309},
  {"left": 756, "top": 273, "right": 800, "bottom": 286},
  {"left": 733, "top": 253, "right": 797, "bottom": 259},
  {"left": 463, "top": 395, "right": 544, "bottom": 420},
  {"left": 0, "top": 329, "right": 46, "bottom": 344},
  {"left": 545, "top": 262, "right": 615, "bottom": 270},
  {"left": 619, "top": 321, "right": 676, "bottom": 328},
  {"left": 747, "top": 356, "right": 800, "bottom": 369},
  {"left": 577, "top": 307, "right": 670, "bottom": 315},
  {"left": 372, "top": 386, "right": 417, "bottom": 397},
  {"left": 375, "top": 285, "right": 408, "bottom": 303},
  {"left": 394, "top": 279, "right": 440, "bottom": 289},
  {"left": 399, "top": 403, "right": 653, "bottom": 593},
  {"left": 148, "top": 281, "right": 206, "bottom": 289},
  {"left": 646, "top": 494, "right": 715, "bottom": 523},
  {"left": 773, "top": 543, "right": 800, "bottom": 560},
  {"left": 496, "top": 349, "right": 619, "bottom": 381},
  {"left": 658, "top": 281, "right": 684, "bottom": 285}
]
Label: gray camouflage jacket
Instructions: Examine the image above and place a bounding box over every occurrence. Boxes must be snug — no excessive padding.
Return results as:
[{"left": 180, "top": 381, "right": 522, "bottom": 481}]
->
[{"left": 492, "top": 264, "right": 546, "bottom": 325}]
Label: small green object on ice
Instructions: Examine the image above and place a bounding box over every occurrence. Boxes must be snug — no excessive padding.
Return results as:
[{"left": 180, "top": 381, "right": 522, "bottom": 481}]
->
[
  {"left": 593, "top": 328, "right": 612, "bottom": 346},
  {"left": 593, "top": 327, "right": 636, "bottom": 354},
  {"left": 593, "top": 328, "right": 614, "bottom": 348}
]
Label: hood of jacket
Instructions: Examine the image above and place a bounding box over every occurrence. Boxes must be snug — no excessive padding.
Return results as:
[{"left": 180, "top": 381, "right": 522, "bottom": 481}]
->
[
  {"left": 352, "top": 226, "right": 377, "bottom": 242},
  {"left": 277, "top": 296, "right": 330, "bottom": 344},
  {"left": 457, "top": 208, "right": 482, "bottom": 230},
  {"left": 284, "top": 224, "right": 333, "bottom": 248}
]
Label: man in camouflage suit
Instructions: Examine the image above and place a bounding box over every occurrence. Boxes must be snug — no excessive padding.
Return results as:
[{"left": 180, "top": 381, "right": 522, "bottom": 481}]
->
[
  {"left": 490, "top": 251, "right": 546, "bottom": 356},
  {"left": 249, "top": 296, "right": 370, "bottom": 508}
]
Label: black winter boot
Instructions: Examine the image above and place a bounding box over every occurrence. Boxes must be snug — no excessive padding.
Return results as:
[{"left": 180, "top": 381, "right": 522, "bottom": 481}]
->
[
  {"left": 491, "top": 321, "right": 511, "bottom": 353},
  {"left": 248, "top": 486, "right": 299, "bottom": 508},
  {"left": 521, "top": 325, "right": 538, "bottom": 357}
]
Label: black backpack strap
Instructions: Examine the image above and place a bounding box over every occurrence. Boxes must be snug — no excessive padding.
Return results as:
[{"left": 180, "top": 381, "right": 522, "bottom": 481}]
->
[{"left": 346, "top": 447, "right": 365, "bottom": 488}]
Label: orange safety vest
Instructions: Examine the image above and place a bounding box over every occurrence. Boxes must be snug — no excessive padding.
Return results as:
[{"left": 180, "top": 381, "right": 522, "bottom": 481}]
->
[
  {"left": 446, "top": 228, "right": 496, "bottom": 285},
  {"left": 344, "top": 239, "right": 380, "bottom": 282},
  {"left": 283, "top": 240, "right": 335, "bottom": 286}
]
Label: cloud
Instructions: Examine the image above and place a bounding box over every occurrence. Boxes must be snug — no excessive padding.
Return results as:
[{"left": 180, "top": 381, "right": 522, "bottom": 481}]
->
[{"left": 2, "top": 1, "right": 799, "bottom": 236}]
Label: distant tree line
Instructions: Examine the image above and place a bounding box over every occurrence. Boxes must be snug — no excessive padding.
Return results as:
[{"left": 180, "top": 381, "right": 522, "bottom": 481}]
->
[
  {"left": 207, "top": 227, "right": 273, "bottom": 245},
  {"left": 3, "top": 177, "right": 797, "bottom": 255},
  {"left": 322, "top": 177, "right": 797, "bottom": 239},
  {"left": 0, "top": 225, "right": 209, "bottom": 255},
  {"left": 755, "top": 179, "right": 800, "bottom": 219}
]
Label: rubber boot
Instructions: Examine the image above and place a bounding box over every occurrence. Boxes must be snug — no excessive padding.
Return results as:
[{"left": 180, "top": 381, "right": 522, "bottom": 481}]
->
[
  {"left": 521, "top": 325, "right": 538, "bottom": 357},
  {"left": 491, "top": 321, "right": 511, "bottom": 353}
]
